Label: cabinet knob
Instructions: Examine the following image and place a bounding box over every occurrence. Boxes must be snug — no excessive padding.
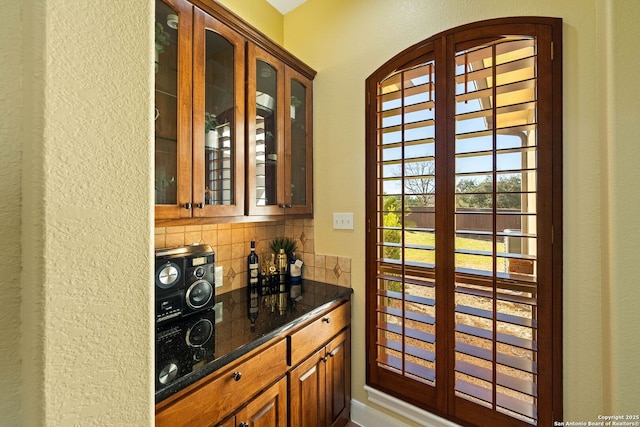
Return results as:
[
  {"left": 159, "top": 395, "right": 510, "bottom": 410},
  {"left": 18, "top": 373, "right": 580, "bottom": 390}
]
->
[
  {"left": 195, "top": 202, "right": 204, "bottom": 209},
  {"left": 231, "top": 371, "right": 242, "bottom": 382},
  {"left": 239, "top": 423, "right": 249, "bottom": 427},
  {"left": 322, "top": 317, "right": 331, "bottom": 324},
  {"left": 321, "top": 356, "right": 328, "bottom": 363},
  {"left": 183, "top": 202, "right": 192, "bottom": 210}
]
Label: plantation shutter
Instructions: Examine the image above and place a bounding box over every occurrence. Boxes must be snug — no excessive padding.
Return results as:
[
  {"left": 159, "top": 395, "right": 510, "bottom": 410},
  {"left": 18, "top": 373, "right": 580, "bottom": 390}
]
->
[
  {"left": 366, "top": 18, "right": 562, "bottom": 427},
  {"left": 452, "top": 33, "right": 541, "bottom": 425}
]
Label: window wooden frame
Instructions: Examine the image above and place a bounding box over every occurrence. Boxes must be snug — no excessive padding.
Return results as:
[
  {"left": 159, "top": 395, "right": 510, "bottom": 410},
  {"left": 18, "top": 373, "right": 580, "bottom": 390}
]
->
[{"left": 365, "top": 17, "right": 562, "bottom": 427}]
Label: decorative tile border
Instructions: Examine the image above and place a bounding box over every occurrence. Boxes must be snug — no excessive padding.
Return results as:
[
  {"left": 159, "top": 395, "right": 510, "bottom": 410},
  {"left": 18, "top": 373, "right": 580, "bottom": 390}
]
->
[{"left": 154, "top": 219, "right": 351, "bottom": 294}]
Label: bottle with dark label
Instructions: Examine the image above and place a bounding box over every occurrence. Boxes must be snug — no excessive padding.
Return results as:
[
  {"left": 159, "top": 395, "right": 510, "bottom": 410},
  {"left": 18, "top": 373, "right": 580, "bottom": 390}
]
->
[
  {"left": 248, "top": 241, "right": 260, "bottom": 287},
  {"left": 247, "top": 241, "right": 260, "bottom": 329}
]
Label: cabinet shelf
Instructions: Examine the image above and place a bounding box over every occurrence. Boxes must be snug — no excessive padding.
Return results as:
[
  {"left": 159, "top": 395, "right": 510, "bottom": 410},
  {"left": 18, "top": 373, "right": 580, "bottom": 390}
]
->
[{"left": 155, "top": 88, "right": 177, "bottom": 99}]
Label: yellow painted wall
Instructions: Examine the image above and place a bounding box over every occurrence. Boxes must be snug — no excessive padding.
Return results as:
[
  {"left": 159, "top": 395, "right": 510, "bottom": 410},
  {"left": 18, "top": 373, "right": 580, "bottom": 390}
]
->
[
  {"left": 0, "top": 0, "right": 279, "bottom": 424},
  {"left": 2, "top": 0, "right": 638, "bottom": 425},
  {"left": 4, "top": 0, "right": 154, "bottom": 425},
  {"left": 599, "top": 0, "right": 640, "bottom": 412},
  {"left": 216, "top": 0, "right": 284, "bottom": 44},
  {"left": 0, "top": 2, "right": 24, "bottom": 425},
  {"left": 284, "top": 0, "right": 640, "bottom": 424}
]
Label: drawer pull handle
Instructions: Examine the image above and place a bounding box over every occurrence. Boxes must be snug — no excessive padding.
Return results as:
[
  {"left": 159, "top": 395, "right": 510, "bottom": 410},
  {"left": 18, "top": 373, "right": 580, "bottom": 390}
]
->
[
  {"left": 322, "top": 317, "right": 331, "bottom": 324},
  {"left": 231, "top": 371, "right": 242, "bottom": 381}
]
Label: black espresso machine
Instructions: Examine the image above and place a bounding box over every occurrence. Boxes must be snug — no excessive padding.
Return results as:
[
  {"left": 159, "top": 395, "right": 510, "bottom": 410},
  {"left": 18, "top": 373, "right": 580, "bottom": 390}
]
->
[{"left": 154, "top": 244, "right": 215, "bottom": 389}]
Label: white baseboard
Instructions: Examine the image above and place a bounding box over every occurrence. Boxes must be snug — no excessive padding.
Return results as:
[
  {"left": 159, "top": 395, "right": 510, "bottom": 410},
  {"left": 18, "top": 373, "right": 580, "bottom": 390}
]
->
[
  {"left": 351, "top": 398, "right": 408, "bottom": 427},
  {"left": 350, "top": 386, "right": 462, "bottom": 427}
]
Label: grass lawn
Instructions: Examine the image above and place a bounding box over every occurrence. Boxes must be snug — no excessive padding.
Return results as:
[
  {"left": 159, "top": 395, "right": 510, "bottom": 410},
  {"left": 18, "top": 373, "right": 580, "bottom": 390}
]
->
[{"left": 403, "top": 230, "right": 505, "bottom": 272}]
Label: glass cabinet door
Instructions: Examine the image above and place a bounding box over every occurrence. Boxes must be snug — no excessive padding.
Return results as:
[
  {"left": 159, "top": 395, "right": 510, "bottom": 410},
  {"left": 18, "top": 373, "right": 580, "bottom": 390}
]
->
[
  {"left": 155, "top": 0, "right": 192, "bottom": 220},
  {"left": 285, "top": 68, "right": 313, "bottom": 214},
  {"left": 192, "top": 8, "right": 245, "bottom": 217},
  {"left": 247, "top": 43, "right": 285, "bottom": 216}
]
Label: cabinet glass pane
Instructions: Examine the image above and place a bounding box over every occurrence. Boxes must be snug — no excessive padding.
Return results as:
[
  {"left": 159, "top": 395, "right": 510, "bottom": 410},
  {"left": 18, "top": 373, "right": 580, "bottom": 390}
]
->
[
  {"left": 204, "top": 31, "right": 235, "bottom": 206},
  {"left": 290, "top": 79, "right": 307, "bottom": 206},
  {"left": 155, "top": 0, "right": 179, "bottom": 205},
  {"left": 255, "top": 60, "right": 278, "bottom": 206}
]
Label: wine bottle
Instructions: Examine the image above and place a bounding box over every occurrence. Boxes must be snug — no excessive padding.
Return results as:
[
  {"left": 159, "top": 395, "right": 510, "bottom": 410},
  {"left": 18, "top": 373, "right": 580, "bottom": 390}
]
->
[
  {"left": 247, "top": 241, "right": 260, "bottom": 328},
  {"left": 248, "top": 241, "right": 260, "bottom": 288}
]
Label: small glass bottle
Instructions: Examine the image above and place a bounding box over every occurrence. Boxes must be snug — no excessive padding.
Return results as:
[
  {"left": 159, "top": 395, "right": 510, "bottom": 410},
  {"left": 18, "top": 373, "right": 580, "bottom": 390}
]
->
[
  {"left": 277, "top": 248, "right": 288, "bottom": 286},
  {"left": 289, "top": 252, "right": 301, "bottom": 285}
]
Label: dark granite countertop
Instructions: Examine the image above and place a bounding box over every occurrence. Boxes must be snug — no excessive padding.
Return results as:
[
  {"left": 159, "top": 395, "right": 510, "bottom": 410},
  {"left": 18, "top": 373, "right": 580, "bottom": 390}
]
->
[{"left": 155, "top": 280, "right": 353, "bottom": 403}]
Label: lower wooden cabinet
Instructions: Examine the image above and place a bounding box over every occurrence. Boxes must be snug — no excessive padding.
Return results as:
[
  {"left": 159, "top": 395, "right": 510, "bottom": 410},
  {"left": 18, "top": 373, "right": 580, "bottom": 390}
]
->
[
  {"left": 156, "top": 300, "right": 351, "bottom": 427},
  {"left": 289, "top": 347, "right": 326, "bottom": 427},
  {"left": 325, "top": 329, "right": 351, "bottom": 427},
  {"left": 156, "top": 340, "right": 288, "bottom": 427},
  {"left": 288, "top": 329, "right": 350, "bottom": 427},
  {"left": 216, "top": 377, "right": 288, "bottom": 427}
]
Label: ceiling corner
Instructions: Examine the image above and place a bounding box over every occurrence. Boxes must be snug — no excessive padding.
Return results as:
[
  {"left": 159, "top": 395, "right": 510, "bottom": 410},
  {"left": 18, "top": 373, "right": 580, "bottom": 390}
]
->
[{"left": 265, "top": 0, "right": 308, "bottom": 15}]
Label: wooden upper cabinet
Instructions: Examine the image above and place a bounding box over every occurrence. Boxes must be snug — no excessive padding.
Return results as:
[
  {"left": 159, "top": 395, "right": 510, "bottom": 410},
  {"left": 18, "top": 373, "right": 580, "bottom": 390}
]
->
[
  {"left": 247, "top": 43, "right": 313, "bottom": 217},
  {"left": 155, "top": 0, "right": 314, "bottom": 224},
  {"left": 284, "top": 67, "right": 313, "bottom": 216},
  {"left": 155, "top": 0, "right": 193, "bottom": 220},
  {"left": 192, "top": 8, "right": 245, "bottom": 217},
  {"left": 247, "top": 43, "right": 286, "bottom": 216},
  {"left": 155, "top": 0, "right": 245, "bottom": 221}
]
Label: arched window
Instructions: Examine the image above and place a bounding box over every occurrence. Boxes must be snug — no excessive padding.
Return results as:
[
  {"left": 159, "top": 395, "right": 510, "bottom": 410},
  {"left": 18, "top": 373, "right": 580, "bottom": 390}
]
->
[{"left": 365, "top": 17, "right": 563, "bottom": 426}]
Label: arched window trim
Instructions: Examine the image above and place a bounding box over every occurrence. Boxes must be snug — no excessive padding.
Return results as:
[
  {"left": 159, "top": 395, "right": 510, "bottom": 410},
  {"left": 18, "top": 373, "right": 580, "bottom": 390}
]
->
[{"left": 365, "top": 17, "right": 563, "bottom": 427}]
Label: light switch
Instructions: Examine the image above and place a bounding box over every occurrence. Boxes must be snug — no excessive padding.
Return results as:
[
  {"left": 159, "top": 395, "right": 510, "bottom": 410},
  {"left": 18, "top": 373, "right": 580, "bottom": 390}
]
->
[{"left": 333, "top": 212, "right": 354, "bottom": 230}]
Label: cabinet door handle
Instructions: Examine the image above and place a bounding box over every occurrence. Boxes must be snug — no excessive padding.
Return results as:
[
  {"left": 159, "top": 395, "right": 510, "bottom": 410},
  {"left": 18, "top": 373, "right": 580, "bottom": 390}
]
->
[
  {"left": 183, "top": 202, "right": 192, "bottom": 210},
  {"left": 321, "top": 356, "right": 328, "bottom": 363},
  {"left": 239, "top": 423, "right": 249, "bottom": 427},
  {"left": 195, "top": 202, "right": 204, "bottom": 209},
  {"left": 328, "top": 349, "right": 337, "bottom": 358},
  {"left": 231, "top": 371, "right": 242, "bottom": 381},
  {"left": 322, "top": 317, "right": 331, "bottom": 324}
]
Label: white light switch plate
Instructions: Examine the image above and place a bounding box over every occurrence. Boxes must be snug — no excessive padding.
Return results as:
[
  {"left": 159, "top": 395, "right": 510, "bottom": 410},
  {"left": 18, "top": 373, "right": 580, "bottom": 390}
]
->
[
  {"left": 215, "top": 266, "right": 223, "bottom": 288},
  {"left": 333, "top": 212, "right": 354, "bottom": 230}
]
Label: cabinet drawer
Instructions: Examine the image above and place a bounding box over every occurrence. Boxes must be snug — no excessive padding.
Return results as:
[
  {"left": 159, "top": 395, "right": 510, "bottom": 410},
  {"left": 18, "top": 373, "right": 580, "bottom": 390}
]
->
[
  {"left": 289, "top": 301, "right": 350, "bottom": 367},
  {"left": 156, "top": 339, "right": 288, "bottom": 427}
]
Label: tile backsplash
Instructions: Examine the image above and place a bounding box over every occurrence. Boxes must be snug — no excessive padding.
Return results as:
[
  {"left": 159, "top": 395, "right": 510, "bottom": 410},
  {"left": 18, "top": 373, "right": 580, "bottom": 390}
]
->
[{"left": 155, "top": 219, "right": 351, "bottom": 294}]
